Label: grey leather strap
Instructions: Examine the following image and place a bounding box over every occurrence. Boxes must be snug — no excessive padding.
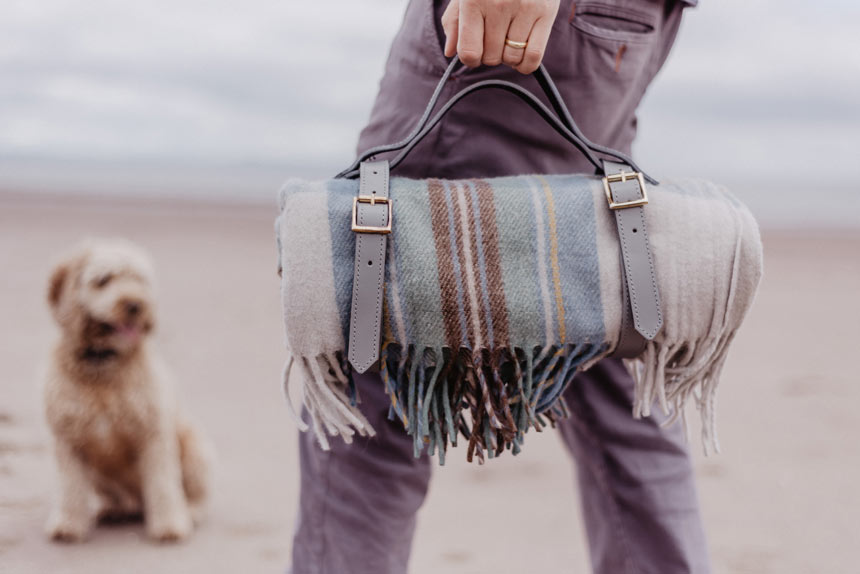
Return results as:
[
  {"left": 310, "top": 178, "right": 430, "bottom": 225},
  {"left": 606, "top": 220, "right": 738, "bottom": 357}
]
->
[
  {"left": 348, "top": 160, "right": 391, "bottom": 373},
  {"left": 603, "top": 160, "right": 663, "bottom": 358},
  {"left": 336, "top": 59, "right": 657, "bottom": 186},
  {"left": 614, "top": 258, "right": 648, "bottom": 358}
]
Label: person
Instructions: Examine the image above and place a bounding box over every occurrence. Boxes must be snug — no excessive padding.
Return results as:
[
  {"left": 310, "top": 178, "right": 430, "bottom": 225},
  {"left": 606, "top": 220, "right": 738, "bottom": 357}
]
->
[{"left": 290, "top": 0, "right": 710, "bottom": 572}]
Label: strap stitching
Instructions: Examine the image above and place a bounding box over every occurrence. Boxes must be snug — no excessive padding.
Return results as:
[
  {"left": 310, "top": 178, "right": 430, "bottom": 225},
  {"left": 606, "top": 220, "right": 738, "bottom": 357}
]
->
[
  {"left": 613, "top": 188, "right": 640, "bottom": 328},
  {"left": 608, "top": 168, "right": 639, "bottom": 355},
  {"left": 370, "top": 213, "right": 385, "bottom": 366},
  {"left": 636, "top": 206, "right": 663, "bottom": 338},
  {"left": 349, "top": 236, "right": 365, "bottom": 369},
  {"left": 616, "top": 278, "right": 633, "bottom": 354},
  {"left": 350, "top": 162, "right": 389, "bottom": 372},
  {"left": 350, "top": 165, "right": 369, "bottom": 370},
  {"left": 371, "top": 165, "right": 390, "bottom": 364},
  {"left": 612, "top": 178, "right": 662, "bottom": 340}
]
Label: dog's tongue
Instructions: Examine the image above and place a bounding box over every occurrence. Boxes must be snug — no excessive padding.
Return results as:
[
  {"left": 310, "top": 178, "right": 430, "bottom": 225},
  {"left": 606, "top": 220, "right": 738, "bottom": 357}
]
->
[{"left": 118, "top": 324, "right": 141, "bottom": 342}]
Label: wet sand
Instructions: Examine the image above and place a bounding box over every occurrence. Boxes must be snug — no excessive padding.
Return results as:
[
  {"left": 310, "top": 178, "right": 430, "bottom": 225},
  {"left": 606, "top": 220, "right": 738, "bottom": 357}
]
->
[{"left": 1, "top": 193, "right": 857, "bottom": 574}]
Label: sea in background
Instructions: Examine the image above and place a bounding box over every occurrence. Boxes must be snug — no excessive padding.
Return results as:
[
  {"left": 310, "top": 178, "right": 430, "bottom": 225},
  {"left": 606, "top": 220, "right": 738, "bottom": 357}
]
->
[{"left": 1, "top": 0, "right": 858, "bottom": 228}]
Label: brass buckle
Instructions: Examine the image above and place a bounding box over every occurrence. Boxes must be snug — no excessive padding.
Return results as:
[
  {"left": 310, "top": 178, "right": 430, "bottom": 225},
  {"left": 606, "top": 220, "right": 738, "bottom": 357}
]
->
[
  {"left": 351, "top": 195, "right": 392, "bottom": 234},
  {"left": 603, "top": 171, "right": 648, "bottom": 210}
]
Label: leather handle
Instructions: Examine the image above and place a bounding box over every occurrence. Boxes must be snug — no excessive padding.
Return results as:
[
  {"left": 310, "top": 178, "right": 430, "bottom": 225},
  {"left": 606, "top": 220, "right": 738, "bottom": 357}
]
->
[
  {"left": 338, "top": 58, "right": 577, "bottom": 176},
  {"left": 336, "top": 58, "right": 656, "bottom": 184},
  {"left": 385, "top": 78, "right": 603, "bottom": 173},
  {"left": 335, "top": 58, "right": 461, "bottom": 179}
]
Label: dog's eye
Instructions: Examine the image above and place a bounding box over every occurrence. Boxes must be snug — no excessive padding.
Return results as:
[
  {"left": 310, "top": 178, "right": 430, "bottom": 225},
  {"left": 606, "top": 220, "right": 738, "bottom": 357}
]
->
[{"left": 94, "top": 274, "right": 113, "bottom": 288}]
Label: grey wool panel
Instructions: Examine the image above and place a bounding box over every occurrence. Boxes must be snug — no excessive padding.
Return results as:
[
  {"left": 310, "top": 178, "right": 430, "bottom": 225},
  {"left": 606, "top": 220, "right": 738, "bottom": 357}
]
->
[{"left": 275, "top": 173, "right": 763, "bottom": 463}]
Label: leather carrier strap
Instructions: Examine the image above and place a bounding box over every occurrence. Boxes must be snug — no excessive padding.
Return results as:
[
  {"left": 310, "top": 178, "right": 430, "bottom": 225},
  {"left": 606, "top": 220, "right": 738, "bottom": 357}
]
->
[
  {"left": 336, "top": 58, "right": 657, "bottom": 186},
  {"left": 348, "top": 160, "right": 391, "bottom": 373},
  {"left": 342, "top": 59, "right": 663, "bottom": 368},
  {"left": 345, "top": 158, "right": 662, "bottom": 369},
  {"left": 603, "top": 160, "right": 663, "bottom": 357}
]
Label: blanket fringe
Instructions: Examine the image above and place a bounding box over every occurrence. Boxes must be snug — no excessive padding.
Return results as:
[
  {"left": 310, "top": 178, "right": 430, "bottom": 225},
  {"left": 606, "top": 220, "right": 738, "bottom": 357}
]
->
[
  {"left": 283, "top": 332, "right": 737, "bottom": 460},
  {"left": 627, "top": 329, "right": 736, "bottom": 456},
  {"left": 285, "top": 302, "right": 742, "bottom": 462},
  {"left": 283, "top": 342, "right": 605, "bottom": 463},
  {"left": 281, "top": 350, "right": 376, "bottom": 451},
  {"left": 630, "top": 220, "right": 752, "bottom": 455}
]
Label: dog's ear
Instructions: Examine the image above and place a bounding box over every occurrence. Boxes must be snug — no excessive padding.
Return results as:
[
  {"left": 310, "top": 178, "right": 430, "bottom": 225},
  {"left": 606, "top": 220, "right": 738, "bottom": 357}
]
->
[{"left": 48, "top": 263, "right": 69, "bottom": 310}]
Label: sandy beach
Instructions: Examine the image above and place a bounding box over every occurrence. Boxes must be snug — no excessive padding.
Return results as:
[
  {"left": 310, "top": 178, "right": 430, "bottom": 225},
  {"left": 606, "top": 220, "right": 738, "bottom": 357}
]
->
[{"left": 1, "top": 193, "right": 857, "bottom": 574}]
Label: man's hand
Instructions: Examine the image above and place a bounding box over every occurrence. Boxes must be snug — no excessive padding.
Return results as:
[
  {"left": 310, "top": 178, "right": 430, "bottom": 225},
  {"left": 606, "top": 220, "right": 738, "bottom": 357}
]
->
[{"left": 441, "top": 0, "right": 561, "bottom": 74}]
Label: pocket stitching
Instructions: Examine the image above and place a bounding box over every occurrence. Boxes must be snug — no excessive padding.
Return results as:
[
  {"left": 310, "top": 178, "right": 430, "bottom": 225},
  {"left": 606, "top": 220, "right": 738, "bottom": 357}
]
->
[{"left": 570, "top": 3, "right": 658, "bottom": 44}]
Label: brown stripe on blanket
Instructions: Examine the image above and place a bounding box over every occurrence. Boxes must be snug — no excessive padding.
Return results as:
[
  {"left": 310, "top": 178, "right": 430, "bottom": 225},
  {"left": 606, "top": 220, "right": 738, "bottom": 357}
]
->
[
  {"left": 428, "top": 179, "right": 462, "bottom": 349},
  {"left": 475, "top": 179, "right": 510, "bottom": 347}
]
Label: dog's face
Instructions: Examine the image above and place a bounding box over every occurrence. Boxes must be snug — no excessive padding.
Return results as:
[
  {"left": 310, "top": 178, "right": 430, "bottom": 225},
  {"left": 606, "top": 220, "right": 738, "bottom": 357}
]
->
[{"left": 48, "top": 240, "right": 156, "bottom": 360}]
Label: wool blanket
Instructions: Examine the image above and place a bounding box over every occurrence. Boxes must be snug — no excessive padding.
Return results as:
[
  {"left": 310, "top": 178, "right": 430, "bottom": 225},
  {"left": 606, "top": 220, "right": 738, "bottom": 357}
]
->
[{"left": 275, "top": 173, "right": 763, "bottom": 463}]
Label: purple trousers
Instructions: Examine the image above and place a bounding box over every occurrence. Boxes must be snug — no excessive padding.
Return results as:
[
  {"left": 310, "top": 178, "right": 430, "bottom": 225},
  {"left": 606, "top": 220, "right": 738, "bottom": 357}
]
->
[{"left": 291, "top": 1, "right": 710, "bottom": 572}]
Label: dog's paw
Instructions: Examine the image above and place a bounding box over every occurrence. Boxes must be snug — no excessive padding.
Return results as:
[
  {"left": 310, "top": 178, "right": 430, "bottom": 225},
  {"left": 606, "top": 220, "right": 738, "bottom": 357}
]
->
[
  {"left": 189, "top": 502, "right": 207, "bottom": 527},
  {"left": 146, "top": 510, "right": 193, "bottom": 543},
  {"left": 46, "top": 513, "right": 90, "bottom": 543}
]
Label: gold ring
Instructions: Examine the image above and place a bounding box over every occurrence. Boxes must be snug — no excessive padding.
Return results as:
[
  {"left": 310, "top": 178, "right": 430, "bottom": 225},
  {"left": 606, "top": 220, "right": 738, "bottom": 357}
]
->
[{"left": 505, "top": 38, "right": 528, "bottom": 50}]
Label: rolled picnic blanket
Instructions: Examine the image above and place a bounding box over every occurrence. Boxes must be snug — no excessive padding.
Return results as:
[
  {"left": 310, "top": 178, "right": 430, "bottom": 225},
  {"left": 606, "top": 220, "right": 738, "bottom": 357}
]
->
[{"left": 275, "top": 173, "right": 763, "bottom": 463}]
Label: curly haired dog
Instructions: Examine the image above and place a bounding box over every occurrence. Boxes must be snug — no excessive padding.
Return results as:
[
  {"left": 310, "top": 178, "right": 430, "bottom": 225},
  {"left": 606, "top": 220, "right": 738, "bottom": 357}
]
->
[{"left": 43, "top": 239, "right": 212, "bottom": 543}]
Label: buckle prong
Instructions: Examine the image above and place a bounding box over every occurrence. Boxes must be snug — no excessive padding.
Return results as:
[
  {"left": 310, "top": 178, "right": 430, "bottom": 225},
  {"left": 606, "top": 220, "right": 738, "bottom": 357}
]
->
[
  {"left": 351, "top": 195, "right": 392, "bottom": 234},
  {"left": 603, "top": 171, "right": 649, "bottom": 210}
]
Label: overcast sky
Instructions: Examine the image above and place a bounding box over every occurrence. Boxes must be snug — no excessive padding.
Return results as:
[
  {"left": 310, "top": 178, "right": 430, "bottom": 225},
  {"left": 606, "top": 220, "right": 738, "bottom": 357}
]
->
[{"left": 1, "top": 0, "right": 858, "bottom": 225}]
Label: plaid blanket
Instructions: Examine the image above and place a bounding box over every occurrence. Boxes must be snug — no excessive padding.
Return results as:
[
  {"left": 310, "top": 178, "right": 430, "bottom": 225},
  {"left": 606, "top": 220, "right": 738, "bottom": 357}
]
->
[{"left": 275, "top": 173, "right": 762, "bottom": 463}]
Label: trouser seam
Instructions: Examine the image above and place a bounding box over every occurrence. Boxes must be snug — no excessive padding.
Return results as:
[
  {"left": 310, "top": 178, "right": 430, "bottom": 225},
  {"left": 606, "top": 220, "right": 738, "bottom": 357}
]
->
[
  {"left": 567, "top": 378, "right": 642, "bottom": 574},
  {"left": 313, "top": 440, "right": 335, "bottom": 573}
]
